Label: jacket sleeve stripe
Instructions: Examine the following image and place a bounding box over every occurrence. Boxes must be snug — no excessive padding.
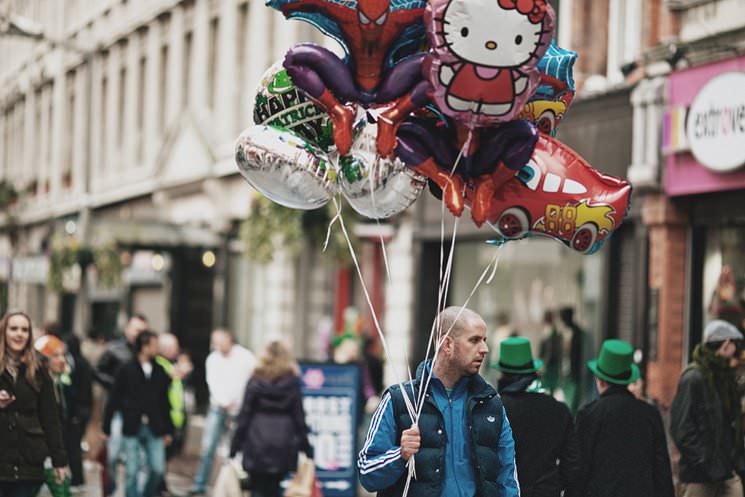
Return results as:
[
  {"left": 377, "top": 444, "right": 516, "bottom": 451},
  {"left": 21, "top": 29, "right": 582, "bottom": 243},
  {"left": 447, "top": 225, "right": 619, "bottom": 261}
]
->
[
  {"left": 359, "top": 448, "right": 402, "bottom": 475},
  {"left": 358, "top": 393, "right": 400, "bottom": 472},
  {"left": 359, "top": 392, "right": 392, "bottom": 459}
]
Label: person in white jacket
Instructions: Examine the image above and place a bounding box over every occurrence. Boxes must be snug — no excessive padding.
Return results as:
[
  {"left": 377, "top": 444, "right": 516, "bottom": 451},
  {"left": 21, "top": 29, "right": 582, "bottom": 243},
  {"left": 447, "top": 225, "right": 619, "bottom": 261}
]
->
[{"left": 189, "top": 329, "right": 255, "bottom": 496}]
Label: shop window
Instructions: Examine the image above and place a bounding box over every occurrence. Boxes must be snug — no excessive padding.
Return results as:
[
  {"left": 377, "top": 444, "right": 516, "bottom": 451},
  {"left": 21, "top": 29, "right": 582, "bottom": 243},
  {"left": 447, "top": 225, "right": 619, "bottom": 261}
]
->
[{"left": 703, "top": 227, "right": 745, "bottom": 332}]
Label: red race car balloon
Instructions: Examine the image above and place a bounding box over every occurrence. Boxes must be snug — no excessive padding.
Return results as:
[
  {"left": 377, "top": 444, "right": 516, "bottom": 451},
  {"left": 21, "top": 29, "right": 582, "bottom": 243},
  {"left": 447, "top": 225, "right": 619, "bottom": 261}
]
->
[{"left": 478, "top": 135, "right": 632, "bottom": 254}]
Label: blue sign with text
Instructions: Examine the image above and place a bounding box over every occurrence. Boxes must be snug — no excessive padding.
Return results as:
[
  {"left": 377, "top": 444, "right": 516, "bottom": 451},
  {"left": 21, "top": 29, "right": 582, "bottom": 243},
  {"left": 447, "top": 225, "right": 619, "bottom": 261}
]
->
[{"left": 299, "top": 362, "right": 360, "bottom": 497}]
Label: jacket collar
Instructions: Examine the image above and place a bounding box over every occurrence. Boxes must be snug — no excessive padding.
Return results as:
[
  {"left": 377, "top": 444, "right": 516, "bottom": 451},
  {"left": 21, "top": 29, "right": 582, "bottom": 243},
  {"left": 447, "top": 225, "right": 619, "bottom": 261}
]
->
[{"left": 600, "top": 384, "right": 633, "bottom": 398}]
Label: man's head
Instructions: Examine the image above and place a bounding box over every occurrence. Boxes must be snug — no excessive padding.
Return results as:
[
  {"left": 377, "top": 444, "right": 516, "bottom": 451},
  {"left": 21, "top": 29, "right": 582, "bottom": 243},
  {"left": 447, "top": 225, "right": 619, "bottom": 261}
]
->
[
  {"left": 159, "top": 333, "right": 180, "bottom": 361},
  {"left": 124, "top": 313, "right": 148, "bottom": 344},
  {"left": 704, "top": 319, "right": 744, "bottom": 361},
  {"left": 210, "top": 328, "right": 234, "bottom": 356},
  {"left": 436, "top": 306, "right": 489, "bottom": 377},
  {"left": 135, "top": 330, "right": 159, "bottom": 360}
]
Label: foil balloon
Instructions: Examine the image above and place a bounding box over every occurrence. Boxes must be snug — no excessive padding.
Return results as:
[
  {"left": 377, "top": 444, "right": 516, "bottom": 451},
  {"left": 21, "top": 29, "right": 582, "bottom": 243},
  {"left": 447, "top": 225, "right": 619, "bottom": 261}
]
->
[
  {"left": 424, "top": 0, "right": 555, "bottom": 127},
  {"left": 253, "top": 61, "right": 334, "bottom": 150},
  {"left": 480, "top": 134, "right": 632, "bottom": 254},
  {"left": 235, "top": 125, "right": 336, "bottom": 209},
  {"left": 518, "top": 40, "right": 577, "bottom": 136},
  {"left": 338, "top": 119, "right": 427, "bottom": 219}
]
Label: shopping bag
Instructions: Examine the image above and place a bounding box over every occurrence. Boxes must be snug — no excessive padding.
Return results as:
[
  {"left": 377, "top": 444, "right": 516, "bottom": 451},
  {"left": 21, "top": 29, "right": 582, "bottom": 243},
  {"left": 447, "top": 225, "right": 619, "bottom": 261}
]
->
[
  {"left": 283, "top": 456, "right": 322, "bottom": 497},
  {"left": 214, "top": 458, "right": 251, "bottom": 497}
]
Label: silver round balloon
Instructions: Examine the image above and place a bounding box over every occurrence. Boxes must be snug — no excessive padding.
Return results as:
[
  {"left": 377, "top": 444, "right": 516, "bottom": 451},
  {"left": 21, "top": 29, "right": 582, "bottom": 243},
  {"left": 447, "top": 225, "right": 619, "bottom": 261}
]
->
[
  {"left": 338, "top": 121, "right": 427, "bottom": 219},
  {"left": 235, "top": 125, "right": 336, "bottom": 209}
]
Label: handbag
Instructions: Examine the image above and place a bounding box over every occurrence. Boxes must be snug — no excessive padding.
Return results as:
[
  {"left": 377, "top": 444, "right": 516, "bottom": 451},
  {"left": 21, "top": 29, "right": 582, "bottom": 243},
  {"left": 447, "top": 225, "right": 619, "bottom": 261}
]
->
[{"left": 283, "top": 455, "right": 322, "bottom": 497}]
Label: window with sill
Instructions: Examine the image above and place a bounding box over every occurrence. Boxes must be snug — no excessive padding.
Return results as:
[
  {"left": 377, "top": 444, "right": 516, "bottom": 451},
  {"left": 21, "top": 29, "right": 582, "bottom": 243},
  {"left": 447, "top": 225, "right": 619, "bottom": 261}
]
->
[{"left": 607, "top": 0, "right": 643, "bottom": 83}]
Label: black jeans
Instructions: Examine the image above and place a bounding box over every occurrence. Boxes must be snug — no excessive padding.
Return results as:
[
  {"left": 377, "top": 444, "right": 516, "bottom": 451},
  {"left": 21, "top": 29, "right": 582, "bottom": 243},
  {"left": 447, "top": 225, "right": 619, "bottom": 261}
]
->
[
  {"left": 250, "top": 472, "right": 283, "bottom": 497},
  {"left": 0, "top": 481, "right": 40, "bottom": 497}
]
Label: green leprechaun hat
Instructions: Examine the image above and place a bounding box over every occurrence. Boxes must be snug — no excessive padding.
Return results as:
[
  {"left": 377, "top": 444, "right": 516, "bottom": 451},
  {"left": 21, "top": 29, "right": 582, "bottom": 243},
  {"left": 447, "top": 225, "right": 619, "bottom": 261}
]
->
[
  {"left": 587, "top": 339, "right": 640, "bottom": 385},
  {"left": 492, "top": 337, "right": 543, "bottom": 374}
]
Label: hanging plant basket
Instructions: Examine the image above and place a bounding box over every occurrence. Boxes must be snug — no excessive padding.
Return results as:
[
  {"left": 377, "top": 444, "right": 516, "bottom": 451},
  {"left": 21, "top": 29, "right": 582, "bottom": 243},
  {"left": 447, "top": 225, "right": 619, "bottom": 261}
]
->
[{"left": 240, "top": 195, "right": 358, "bottom": 265}]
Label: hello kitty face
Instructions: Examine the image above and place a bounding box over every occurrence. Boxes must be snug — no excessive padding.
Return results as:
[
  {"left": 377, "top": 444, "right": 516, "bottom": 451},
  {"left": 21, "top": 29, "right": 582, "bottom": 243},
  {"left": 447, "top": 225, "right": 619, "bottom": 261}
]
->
[{"left": 441, "top": 0, "right": 544, "bottom": 68}]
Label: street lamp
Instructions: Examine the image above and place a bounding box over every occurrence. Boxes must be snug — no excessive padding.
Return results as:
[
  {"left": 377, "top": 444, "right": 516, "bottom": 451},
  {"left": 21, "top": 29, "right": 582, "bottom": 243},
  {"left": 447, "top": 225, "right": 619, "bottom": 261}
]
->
[{"left": 1, "top": 10, "right": 96, "bottom": 337}]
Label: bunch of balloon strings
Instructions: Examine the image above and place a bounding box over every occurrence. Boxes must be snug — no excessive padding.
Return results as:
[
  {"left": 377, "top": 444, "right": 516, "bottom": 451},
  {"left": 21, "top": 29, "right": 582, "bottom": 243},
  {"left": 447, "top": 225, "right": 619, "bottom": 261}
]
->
[{"left": 323, "top": 141, "right": 504, "bottom": 497}]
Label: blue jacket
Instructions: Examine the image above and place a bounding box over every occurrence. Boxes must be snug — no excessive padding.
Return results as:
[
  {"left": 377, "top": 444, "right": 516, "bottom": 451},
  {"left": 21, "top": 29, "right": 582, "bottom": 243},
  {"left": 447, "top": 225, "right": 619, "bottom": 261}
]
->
[{"left": 358, "top": 362, "right": 520, "bottom": 497}]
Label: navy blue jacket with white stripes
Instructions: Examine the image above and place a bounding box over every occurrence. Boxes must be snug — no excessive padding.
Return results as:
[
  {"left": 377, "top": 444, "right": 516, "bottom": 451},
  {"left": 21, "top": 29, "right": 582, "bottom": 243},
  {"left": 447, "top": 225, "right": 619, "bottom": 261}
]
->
[{"left": 357, "top": 361, "right": 519, "bottom": 497}]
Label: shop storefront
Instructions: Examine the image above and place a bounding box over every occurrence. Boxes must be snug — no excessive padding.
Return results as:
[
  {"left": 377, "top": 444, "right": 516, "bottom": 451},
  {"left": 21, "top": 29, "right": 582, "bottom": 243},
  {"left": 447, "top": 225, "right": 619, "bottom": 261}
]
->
[
  {"left": 665, "top": 55, "right": 745, "bottom": 348},
  {"left": 644, "top": 55, "right": 745, "bottom": 406}
]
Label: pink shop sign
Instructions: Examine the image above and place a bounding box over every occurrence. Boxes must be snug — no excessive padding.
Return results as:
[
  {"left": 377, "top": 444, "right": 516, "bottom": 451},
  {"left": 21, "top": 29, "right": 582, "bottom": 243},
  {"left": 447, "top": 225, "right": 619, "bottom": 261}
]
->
[{"left": 665, "top": 56, "right": 745, "bottom": 196}]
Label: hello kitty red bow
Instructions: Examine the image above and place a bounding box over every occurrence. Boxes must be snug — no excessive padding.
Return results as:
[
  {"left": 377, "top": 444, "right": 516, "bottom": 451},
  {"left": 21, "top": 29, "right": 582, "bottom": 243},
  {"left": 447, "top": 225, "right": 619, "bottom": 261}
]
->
[{"left": 497, "top": 0, "right": 548, "bottom": 24}]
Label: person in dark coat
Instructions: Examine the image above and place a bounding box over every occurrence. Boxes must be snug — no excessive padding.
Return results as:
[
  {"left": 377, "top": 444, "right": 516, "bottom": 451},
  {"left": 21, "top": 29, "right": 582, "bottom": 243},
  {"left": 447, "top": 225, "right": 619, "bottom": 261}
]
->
[
  {"left": 671, "top": 320, "right": 745, "bottom": 497},
  {"left": 0, "top": 311, "right": 68, "bottom": 497},
  {"left": 575, "top": 339, "right": 674, "bottom": 497},
  {"left": 103, "top": 330, "right": 174, "bottom": 497},
  {"left": 494, "top": 337, "right": 581, "bottom": 497},
  {"left": 230, "top": 340, "right": 313, "bottom": 497},
  {"left": 96, "top": 313, "right": 148, "bottom": 497},
  {"left": 60, "top": 334, "right": 93, "bottom": 489}
]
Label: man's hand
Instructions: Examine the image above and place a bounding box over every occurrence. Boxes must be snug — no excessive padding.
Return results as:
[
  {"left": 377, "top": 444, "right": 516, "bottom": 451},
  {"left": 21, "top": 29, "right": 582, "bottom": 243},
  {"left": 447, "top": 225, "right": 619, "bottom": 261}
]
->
[
  {"left": 0, "top": 389, "right": 15, "bottom": 409},
  {"left": 400, "top": 425, "right": 421, "bottom": 461},
  {"left": 100, "top": 432, "right": 109, "bottom": 441},
  {"left": 164, "top": 435, "right": 173, "bottom": 447}
]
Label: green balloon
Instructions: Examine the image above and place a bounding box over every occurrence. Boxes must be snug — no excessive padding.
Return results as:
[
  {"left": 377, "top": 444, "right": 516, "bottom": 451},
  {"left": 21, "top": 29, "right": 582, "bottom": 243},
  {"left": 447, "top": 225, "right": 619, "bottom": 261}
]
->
[{"left": 253, "top": 62, "right": 334, "bottom": 151}]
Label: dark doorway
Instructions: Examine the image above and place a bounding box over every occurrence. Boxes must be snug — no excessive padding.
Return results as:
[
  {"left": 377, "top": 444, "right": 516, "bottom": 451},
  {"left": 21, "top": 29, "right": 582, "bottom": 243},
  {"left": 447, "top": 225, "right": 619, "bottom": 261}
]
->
[{"left": 169, "top": 247, "right": 215, "bottom": 408}]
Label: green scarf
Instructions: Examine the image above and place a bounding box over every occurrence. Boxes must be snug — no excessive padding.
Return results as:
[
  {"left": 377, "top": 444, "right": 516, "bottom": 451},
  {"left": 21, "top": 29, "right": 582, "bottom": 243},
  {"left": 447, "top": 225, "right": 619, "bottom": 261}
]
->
[{"left": 691, "top": 344, "right": 744, "bottom": 458}]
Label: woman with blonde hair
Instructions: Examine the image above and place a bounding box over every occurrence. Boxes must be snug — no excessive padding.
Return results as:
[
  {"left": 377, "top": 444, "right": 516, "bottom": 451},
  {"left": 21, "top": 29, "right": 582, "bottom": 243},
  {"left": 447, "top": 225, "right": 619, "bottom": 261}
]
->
[
  {"left": 230, "top": 340, "right": 313, "bottom": 497},
  {"left": 0, "top": 311, "right": 67, "bottom": 497}
]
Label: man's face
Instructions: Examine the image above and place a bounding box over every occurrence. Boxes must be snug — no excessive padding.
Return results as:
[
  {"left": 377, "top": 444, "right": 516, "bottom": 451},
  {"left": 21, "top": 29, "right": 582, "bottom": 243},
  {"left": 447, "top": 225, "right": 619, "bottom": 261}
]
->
[
  {"left": 125, "top": 317, "right": 148, "bottom": 343},
  {"left": 48, "top": 349, "right": 67, "bottom": 374},
  {"left": 144, "top": 337, "right": 159, "bottom": 360},
  {"left": 447, "top": 319, "right": 489, "bottom": 376},
  {"left": 211, "top": 332, "right": 233, "bottom": 356}
]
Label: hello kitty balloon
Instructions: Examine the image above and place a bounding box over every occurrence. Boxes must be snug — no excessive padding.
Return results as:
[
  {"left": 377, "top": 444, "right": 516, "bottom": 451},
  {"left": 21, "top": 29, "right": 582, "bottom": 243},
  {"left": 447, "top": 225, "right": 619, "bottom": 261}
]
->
[{"left": 425, "top": 0, "right": 555, "bottom": 128}]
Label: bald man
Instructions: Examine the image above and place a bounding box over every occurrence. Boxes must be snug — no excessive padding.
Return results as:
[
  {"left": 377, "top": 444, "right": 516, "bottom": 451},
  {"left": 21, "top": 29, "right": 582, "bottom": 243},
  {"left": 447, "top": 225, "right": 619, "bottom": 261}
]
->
[{"left": 358, "top": 306, "right": 520, "bottom": 497}]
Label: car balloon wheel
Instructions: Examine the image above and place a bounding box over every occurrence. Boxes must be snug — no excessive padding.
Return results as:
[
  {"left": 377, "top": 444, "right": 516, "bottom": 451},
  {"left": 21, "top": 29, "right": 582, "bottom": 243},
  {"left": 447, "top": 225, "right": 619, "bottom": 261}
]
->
[
  {"left": 497, "top": 208, "right": 530, "bottom": 238},
  {"left": 571, "top": 223, "right": 598, "bottom": 253}
]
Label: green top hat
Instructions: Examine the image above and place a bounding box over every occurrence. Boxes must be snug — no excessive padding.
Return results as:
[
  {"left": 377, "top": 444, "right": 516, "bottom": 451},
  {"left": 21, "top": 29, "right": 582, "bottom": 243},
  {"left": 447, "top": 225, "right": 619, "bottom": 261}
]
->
[
  {"left": 587, "top": 339, "right": 640, "bottom": 385},
  {"left": 492, "top": 337, "right": 543, "bottom": 374}
]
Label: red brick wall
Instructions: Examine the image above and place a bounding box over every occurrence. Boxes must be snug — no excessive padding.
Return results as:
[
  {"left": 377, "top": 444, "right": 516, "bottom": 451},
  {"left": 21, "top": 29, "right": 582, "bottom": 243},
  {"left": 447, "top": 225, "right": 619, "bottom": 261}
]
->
[{"left": 643, "top": 193, "right": 689, "bottom": 409}]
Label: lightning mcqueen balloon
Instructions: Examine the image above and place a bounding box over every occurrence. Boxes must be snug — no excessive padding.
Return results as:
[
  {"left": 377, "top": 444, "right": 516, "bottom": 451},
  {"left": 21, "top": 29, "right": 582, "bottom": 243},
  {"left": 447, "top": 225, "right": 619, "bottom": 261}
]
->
[{"left": 480, "top": 135, "right": 632, "bottom": 254}]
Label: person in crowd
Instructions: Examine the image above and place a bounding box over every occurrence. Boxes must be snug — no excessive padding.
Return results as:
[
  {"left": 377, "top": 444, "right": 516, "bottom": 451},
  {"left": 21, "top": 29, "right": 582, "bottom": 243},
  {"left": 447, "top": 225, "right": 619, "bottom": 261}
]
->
[
  {"left": 671, "top": 320, "right": 745, "bottom": 497},
  {"left": 34, "top": 334, "right": 73, "bottom": 497},
  {"left": 0, "top": 311, "right": 67, "bottom": 497},
  {"left": 59, "top": 333, "right": 93, "bottom": 490},
  {"left": 102, "top": 330, "right": 174, "bottom": 497},
  {"left": 189, "top": 329, "right": 255, "bottom": 496},
  {"left": 558, "top": 307, "right": 593, "bottom": 413},
  {"left": 39, "top": 322, "right": 93, "bottom": 490},
  {"left": 229, "top": 340, "right": 313, "bottom": 497},
  {"left": 494, "top": 337, "right": 581, "bottom": 497},
  {"left": 96, "top": 313, "right": 148, "bottom": 496},
  {"left": 575, "top": 339, "right": 674, "bottom": 497},
  {"left": 155, "top": 333, "right": 192, "bottom": 497},
  {"left": 358, "top": 306, "right": 520, "bottom": 497}
]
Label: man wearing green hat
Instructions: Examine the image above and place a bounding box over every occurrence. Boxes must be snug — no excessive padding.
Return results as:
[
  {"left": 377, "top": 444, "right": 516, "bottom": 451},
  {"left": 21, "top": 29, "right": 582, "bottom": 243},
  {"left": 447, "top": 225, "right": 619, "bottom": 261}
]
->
[
  {"left": 494, "top": 337, "right": 581, "bottom": 497},
  {"left": 575, "top": 339, "right": 674, "bottom": 497}
]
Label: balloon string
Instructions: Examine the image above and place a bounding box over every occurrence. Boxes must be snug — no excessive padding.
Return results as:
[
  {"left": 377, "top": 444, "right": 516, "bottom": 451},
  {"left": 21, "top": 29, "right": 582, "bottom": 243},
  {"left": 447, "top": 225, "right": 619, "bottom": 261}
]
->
[
  {"left": 370, "top": 154, "right": 393, "bottom": 285},
  {"left": 326, "top": 185, "right": 417, "bottom": 423}
]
